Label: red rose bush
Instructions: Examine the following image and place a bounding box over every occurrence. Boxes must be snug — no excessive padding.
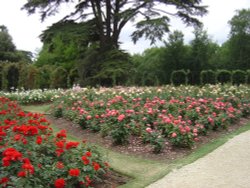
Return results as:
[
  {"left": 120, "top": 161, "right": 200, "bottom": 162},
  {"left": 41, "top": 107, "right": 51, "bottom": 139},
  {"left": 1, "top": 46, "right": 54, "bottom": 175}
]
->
[{"left": 0, "top": 97, "right": 109, "bottom": 187}]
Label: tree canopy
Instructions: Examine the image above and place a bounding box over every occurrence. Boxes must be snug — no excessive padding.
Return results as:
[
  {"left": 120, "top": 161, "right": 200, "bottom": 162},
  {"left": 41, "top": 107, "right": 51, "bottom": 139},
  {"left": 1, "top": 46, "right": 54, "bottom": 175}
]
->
[
  {"left": 0, "top": 25, "right": 32, "bottom": 63},
  {"left": 227, "top": 9, "right": 250, "bottom": 70},
  {"left": 22, "top": 0, "right": 208, "bottom": 52}
]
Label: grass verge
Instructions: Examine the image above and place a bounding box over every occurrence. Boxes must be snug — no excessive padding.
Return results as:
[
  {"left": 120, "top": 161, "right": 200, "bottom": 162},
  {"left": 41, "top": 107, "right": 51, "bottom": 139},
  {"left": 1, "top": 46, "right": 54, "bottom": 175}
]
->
[
  {"left": 21, "top": 104, "right": 51, "bottom": 114},
  {"left": 22, "top": 104, "right": 250, "bottom": 188}
]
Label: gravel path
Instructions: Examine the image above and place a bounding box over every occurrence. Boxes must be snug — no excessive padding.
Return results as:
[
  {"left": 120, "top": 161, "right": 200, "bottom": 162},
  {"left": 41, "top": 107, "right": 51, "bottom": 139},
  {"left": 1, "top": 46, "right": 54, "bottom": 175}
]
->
[{"left": 147, "top": 130, "right": 250, "bottom": 188}]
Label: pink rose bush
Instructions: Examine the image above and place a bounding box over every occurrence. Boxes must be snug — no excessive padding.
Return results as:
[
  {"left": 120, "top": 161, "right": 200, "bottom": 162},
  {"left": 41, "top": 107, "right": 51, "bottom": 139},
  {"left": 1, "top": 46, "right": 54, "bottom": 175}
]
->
[{"left": 50, "top": 85, "right": 250, "bottom": 152}]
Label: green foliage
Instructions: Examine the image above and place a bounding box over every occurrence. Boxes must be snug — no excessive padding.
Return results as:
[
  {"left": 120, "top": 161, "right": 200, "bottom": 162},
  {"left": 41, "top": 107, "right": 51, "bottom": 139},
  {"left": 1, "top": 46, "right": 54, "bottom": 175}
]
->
[
  {"left": 94, "top": 49, "right": 132, "bottom": 86},
  {"left": 36, "top": 20, "right": 97, "bottom": 70},
  {"left": 19, "top": 65, "right": 39, "bottom": 89},
  {"left": 77, "top": 47, "right": 132, "bottom": 87},
  {"left": 0, "top": 25, "right": 33, "bottom": 63},
  {"left": 217, "top": 70, "right": 232, "bottom": 84},
  {"left": 200, "top": 70, "right": 217, "bottom": 85},
  {"left": 227, "top": 9, "right": 250, "bottom": 70},
  {"left": 143, "top": 131, "right": 165, "bottom": 153},
  {"left": 2, "top": 63, "right": 20, "bottom": 91},
  {"left": 247, "top": 70, "right": 250, "bottom": 84},
  {"left": 163, "top": 30, "right": 189, "bottom": 84},
  {"left": 171, "top": 70, "right": 189, "bottom": 86},
  {"left": 232, "top": 70, "right": 247, "bottom": 85},
  {"left": 0, "top": 25, "right": 17, "bottom": 62},
  {"left": 36, "top": 65, "right": 52, "bottom": 89},
  {"left": 50, "top": 66, "right": 68, "bottom": 89},
  {"left": 132, "top": 47, "right": 165, "bottom": 86},
  {"left": 23, "top": 0, "right": 207, "bottom": 62},
  {"left": 67, "top": 68, "right": 79, "bottom": 87},
  {"left": 189, "top": 27, "right": 218, "bottom": 84}
]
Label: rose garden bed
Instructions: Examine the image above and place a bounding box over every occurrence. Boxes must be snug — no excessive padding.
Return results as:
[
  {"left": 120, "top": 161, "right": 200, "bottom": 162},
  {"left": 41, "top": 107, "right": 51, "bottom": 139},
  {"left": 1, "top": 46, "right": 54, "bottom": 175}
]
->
[{"left": 1, "top": 84, "right": 250, "bottom": 187}]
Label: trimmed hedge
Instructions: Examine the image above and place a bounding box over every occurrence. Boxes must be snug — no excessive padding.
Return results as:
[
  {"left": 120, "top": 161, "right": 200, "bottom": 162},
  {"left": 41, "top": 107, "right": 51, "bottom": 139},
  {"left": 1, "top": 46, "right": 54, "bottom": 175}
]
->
[
  {"left": 216, "top": 70, "right": 232, "bottom": 84},
  {"left": 200, "top": 70, "right": 217, "bottom": 85},
  {"left": 170, "top": 69, "right": 189, "bottom": 86},
  {"left": 232, "top": 70, "right": 247, "bottom": 85}
]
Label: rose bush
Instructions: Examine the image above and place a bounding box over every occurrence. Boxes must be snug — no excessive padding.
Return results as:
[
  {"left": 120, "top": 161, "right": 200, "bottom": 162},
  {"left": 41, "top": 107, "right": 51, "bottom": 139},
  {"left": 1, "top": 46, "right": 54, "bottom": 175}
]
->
[
  {"left": 0, "top": 97, "right": 109, "bottom": 187},
  {"left": 49, "top": 85, "right": 250, "bottom": 152}
]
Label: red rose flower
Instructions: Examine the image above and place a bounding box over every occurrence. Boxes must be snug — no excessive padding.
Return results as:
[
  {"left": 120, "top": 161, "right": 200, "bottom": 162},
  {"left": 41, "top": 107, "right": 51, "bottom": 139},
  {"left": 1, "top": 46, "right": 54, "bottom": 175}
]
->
[
  {"left": 56, "top": 130, "right": 67, "bottom": 138},
  {"left": 85, "top": 151, "right": 92, "bottom": 157},
  {"left": 65, "top": 141, "right": 79, "bottom": 150},
  {"left": 22, "top": 163, "right": 34, "bottom": 174},
  {"left": 36, "top": 136, "right": 42, "bottom": 145},
  {"left": 69, "top": 168, "right": 80, "bottom": 177},
  {"left": 54, "top": 178, "right": 65, "bottom": 188},
  {"left": 81, "top": 156, "right": 90, "bottom": 165},
  {"left": 93, "top": 162, "right": 100, "bottom": 171},
  {"left": 18, "top": 171, "right": 26, "bottom": 177},
  {"left": 0, "top": 177, "right": 9, "bottom": 184}
]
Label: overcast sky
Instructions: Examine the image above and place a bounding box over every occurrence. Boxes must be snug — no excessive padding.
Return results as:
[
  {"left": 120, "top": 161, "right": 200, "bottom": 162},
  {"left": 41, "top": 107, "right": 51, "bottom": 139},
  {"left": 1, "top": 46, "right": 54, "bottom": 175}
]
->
[{"left": 0, "top": 0, "right": 249, "bottom": 55}]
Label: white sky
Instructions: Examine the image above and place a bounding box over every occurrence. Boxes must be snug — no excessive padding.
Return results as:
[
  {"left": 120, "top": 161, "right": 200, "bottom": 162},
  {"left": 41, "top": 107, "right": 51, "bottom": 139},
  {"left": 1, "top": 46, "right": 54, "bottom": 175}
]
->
[{"left": 0, "top": 0, "right": 249, "bottom": 56}]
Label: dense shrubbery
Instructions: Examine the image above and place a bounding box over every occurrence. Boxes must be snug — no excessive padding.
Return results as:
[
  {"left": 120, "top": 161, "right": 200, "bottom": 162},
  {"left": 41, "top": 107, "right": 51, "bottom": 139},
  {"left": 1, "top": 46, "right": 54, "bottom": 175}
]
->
[
  {"left": 200, "top": 70, "right": 217, "bottom": 85},
  {"left": 170, "top": 70, "right": 189, "bottom": 86},
  {"left": 0, "top": 62, "right": 249, "bottom": 91},
  {"left": 217, "top": 70, "right": 232, "bottom": 84},
  {"left": 0, "top": 97, "right": 109, "bottom": 187}
]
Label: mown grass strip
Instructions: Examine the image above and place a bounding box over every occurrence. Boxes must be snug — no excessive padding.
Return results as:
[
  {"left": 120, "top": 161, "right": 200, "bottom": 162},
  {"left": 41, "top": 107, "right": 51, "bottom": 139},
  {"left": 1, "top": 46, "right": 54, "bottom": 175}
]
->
[{"left": 22, "top": 104, "right": 250, "bottom": 188}]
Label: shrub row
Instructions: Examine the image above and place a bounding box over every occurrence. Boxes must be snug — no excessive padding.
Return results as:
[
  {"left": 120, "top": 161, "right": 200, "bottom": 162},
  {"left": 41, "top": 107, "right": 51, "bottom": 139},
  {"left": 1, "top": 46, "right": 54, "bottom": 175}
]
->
[
  {"left": 171, "top": 69, "right": 250, "bottom": 85},
  {"left": 0, "top": 63, "right": 79, "bottom": 91},
  {"left": 50, "top": 86, "right": 250, "bottom": 153},
  {"left": 1, "top": 62, "right": 249, "bottom": 90}
]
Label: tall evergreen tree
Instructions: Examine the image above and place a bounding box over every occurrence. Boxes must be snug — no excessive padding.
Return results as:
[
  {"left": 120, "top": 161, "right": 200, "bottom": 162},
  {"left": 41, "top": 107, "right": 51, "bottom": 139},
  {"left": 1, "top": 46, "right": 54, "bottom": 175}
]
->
[
  {"left": 22, "top": 0, "right": 208, "bottom": 52},
  {"left": 0, "top": 25, "right": 33, "bottom": 63},
  {"left": 0, "top": 25, "right": 17, "bottom": 62},
  {"left": 227, "top": 9, "right": 250, "bottom": 70}
]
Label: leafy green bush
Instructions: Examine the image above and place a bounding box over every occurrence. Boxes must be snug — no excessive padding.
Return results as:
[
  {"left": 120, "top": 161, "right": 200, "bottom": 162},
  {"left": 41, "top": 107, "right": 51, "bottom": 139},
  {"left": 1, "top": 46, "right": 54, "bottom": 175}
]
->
[
  {"left": 37, "top": 65, "right": 52, "bottom": 89},
  {"left": 170, "top": 69, "right": 189, "bottom": 85},
  {"left": 217, "top": 70, "right": 232, "bottom": 84},
  {"left": 200, "top": 70, "right": 217, "bottom": 85},
  {"left": 67, "top": 68, "right": 79, "bottom": 88},
  {"left": 232, "top": 70, "right": 247, "bottom": 85},
  {"left": 50, "top": 66, "right": 68, "bottom": 89}
]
